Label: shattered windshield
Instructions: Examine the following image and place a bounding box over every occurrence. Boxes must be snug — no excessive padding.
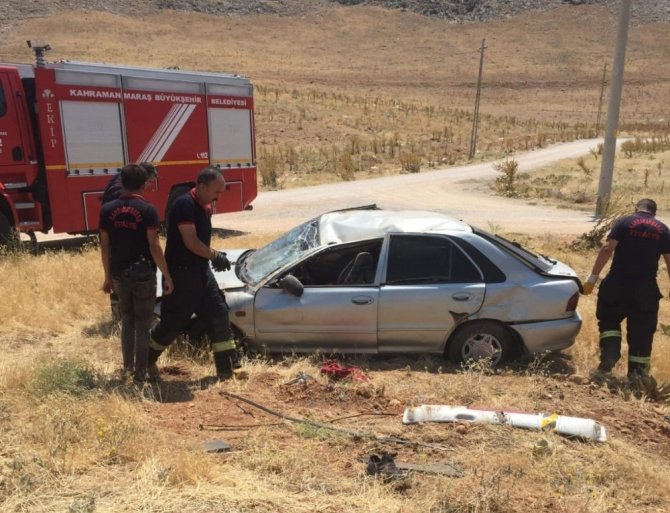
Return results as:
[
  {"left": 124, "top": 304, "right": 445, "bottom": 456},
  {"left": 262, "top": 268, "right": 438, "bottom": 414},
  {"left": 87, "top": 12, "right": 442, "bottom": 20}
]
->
[{"left": 243, "top": 219, "right": 320, "bottom": 284}]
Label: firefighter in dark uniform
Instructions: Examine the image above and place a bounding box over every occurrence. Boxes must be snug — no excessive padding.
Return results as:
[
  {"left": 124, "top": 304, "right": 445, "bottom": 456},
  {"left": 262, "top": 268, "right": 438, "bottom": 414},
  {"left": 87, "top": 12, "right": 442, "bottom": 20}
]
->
[
  {"left": 102, "top": 162, "right": 159, "bottom": 319},
  {"left": 148, "top": 166, "right": 239, "bottom": 380},
  {"left": 583, "top": 198, "right": 670, "bottom": 379},
  {"left": 99, "top": 164, "right": 173, "bottom": 383},
  {"left": 102, "top": 162, "right": 158, "bottom": 204}
]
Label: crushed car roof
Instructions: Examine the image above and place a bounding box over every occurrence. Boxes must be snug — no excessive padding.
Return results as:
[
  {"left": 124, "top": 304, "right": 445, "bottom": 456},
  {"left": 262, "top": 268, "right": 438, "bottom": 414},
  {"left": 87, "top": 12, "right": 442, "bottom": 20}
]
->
[{"left": 318, "top": 209, "right": 472, "bottom": 244}]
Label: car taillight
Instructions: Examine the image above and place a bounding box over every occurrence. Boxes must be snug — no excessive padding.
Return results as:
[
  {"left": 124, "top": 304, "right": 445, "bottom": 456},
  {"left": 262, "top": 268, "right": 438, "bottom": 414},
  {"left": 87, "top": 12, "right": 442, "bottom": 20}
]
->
[{"left": 566, "top": 292, "right": 579, "bottom": 312}]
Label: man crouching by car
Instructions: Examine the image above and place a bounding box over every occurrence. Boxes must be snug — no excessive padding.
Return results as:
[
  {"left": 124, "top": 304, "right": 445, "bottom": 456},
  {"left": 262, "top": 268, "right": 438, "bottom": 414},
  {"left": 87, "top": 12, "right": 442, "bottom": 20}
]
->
[
  {"left": 100, "top": 164, "right": 174, "bottom": 384},
  {"left": 148, "top": 166, "right": 240, "bottom": 381}
]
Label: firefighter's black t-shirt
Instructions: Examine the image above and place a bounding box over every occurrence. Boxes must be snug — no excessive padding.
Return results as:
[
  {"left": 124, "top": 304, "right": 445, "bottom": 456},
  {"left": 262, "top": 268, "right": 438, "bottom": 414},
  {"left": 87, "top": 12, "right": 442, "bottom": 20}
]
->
[
  {"left": 99, "top": 195, "right": 159, "bottom": 276},
  {"left": 607, "top": 212, "right": 670, "bottom": 280},
  {"left": 165, "top": 188, "right": 212, "bottom": 268}
]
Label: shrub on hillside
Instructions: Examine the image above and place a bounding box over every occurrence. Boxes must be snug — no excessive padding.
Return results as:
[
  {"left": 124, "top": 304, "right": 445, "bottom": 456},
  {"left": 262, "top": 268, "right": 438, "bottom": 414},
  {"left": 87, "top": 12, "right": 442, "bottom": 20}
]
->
[
  {"left": 493, "top": 158, "right": 520, "bottom": 197},
  {"left": 29, "top": 359, "right": 98, "bottom": 397}
]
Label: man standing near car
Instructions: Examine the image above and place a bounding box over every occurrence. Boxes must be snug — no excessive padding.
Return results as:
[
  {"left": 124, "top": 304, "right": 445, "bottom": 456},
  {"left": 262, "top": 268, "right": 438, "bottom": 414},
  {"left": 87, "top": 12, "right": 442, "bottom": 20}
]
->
[
  {"left": 102, "top": 162, "right": 158, "bottom": 204},
  {"left": 148, "top": 166, "right": 240, "bottom": 381},
  {"left": 583, "top": 198, "right": 670, "bottom": 380},
  {"left": 100, "top": 164, "right": 173, "bottom": 383},
  {"left": 102, "top": 162, "right": 159, "bottom": 320}
]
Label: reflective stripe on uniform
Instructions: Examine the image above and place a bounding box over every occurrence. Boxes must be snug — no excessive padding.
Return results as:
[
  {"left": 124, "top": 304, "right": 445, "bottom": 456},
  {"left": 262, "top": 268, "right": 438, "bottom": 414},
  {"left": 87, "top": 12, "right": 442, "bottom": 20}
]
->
[
  {"left": 149, "top": 338, "right": 167, "bottom": 351},
  {"left": 599, "top": 330, "right": 622, "bottom": 339},
  {"left": 628, "top": 355, "right": 651, "bottom": 365},
  {"left": 212, "top": 339, "right": 236, "bottom": 353}
]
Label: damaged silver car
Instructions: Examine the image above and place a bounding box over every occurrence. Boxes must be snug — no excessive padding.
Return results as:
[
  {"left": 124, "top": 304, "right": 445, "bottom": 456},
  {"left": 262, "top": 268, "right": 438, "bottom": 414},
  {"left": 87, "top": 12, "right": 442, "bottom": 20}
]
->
[{"left": 165, "top": 206, "right": 582, "bottom": 366}]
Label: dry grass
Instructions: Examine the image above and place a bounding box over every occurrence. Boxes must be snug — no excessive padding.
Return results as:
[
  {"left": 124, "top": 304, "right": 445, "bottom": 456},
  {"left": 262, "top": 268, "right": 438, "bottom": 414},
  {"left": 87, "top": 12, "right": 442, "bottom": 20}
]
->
[
  {"left": 1, "top": 231, "right": 670, "bottom": 512},
  {"left": 1, "top": 4, "right": 670, "bottom": 511},
  {"left": 492, "top": 146, "right": 670, "bottom": 214}
]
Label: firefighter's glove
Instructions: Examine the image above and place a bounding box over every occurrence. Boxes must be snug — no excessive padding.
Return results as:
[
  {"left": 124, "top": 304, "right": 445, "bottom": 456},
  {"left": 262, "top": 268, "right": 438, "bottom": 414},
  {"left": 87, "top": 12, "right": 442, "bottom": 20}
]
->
[
  {"left": 582, "top": 274, "right": 598, "bottom": 295},
  {"left": 212, "top": 251, "right": 231, "bottom": 272}
]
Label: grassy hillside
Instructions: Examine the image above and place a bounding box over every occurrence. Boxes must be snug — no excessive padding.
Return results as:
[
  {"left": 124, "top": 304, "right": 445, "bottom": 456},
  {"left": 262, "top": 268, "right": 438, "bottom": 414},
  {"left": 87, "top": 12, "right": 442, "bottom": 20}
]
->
[{"left": 1, "top": 5, "right": 670, "bottom": 188}]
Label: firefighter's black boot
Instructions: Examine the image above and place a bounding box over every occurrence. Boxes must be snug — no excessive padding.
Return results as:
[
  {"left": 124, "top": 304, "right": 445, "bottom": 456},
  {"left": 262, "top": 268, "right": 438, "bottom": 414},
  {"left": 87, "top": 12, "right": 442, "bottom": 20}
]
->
[
  {"left": 213, "top": 349, "right": 237, "bottom": 380},
  {"left": 628, "top": 356, "right": 649, "bottom": 378},
  {"left": 598, "top": 330, "right": 622, "bottom": 373},
  {"left": 147, "top": 347, "right": 163, "bottom": 382}
]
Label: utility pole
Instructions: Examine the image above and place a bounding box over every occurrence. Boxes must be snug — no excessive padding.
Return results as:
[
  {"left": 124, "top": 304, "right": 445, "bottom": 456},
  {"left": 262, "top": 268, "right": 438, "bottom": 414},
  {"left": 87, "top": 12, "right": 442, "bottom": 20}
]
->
[
  {"left": 596, "top": 0, "right": 631, "bottom": 216},
  {"left": 595, "top": 63, "right": 607, "bottom": 136},
  {"left": 469, "top": 38, "right": 486, "bottom": 160}
]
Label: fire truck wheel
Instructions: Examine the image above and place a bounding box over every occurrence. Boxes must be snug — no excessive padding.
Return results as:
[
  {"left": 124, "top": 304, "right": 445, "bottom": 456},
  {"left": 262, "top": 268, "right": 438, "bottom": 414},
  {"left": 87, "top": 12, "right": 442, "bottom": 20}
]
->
[{"left": 0, "top": 212, "right": 19, "bottom": 248}]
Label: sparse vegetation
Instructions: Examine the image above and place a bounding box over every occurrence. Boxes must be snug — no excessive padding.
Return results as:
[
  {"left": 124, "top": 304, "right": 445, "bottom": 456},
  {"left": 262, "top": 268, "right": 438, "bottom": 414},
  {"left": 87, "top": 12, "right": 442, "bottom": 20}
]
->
[
  {"left": 491, "top": 147, "right": 670, "bottom": 213},
  {"left": 1, "top": 4, "right": 670, "bottom": 512},
  {"left": 493, "top": 157, "right": 520, "bottom": 197},
  {"left": 2, "top": 228, "right": 670, "bottom": 512},
  {"left": 29, "top": 359, "right": 98, "bottom": 397}
]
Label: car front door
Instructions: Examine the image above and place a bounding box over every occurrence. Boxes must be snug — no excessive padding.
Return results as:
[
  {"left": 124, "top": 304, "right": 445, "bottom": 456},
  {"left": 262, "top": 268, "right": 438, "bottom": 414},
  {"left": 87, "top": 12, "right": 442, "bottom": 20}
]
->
[
  {"left": 377, "top": 234, "right": 486, "bottom": 353},
  {"left": 253, "top": 240, "right": 383, "bottom": 353}
]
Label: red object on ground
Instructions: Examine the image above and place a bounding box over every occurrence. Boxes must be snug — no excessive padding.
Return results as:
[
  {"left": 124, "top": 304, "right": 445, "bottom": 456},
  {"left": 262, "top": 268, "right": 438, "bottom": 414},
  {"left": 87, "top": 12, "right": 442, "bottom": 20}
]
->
[{"left": 319, "top": 360, "right": 370, "bottom": 382}]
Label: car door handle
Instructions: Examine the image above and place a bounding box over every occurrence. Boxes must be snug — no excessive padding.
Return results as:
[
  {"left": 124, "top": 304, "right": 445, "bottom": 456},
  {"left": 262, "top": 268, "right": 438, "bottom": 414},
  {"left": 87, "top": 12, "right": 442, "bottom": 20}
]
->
[
  {"left": 351, "top": 296, "right": 374, "bottom": 305},
  {"left": 452, "top": 293, "right": 471, "bottom": 301}
]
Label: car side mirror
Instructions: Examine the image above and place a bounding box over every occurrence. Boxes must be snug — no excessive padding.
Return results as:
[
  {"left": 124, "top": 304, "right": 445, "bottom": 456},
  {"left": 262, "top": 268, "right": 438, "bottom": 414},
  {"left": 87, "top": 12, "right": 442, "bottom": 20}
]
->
[{"left": 278, "top": 274, "right": 304, "bottom": 297}]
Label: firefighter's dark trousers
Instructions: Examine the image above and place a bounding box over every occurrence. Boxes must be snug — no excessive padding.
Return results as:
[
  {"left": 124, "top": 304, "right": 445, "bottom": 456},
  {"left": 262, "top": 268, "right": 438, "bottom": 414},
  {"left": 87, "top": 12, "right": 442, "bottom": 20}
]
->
[
  {"left": 596, "top": 276, "right": 661, "bottom": 376},
  {"left": 112, "top": 273, "right": 156, "bottom": 381},
  {"left": 149, "top": 265, "right": 237, "bottom": 375}
]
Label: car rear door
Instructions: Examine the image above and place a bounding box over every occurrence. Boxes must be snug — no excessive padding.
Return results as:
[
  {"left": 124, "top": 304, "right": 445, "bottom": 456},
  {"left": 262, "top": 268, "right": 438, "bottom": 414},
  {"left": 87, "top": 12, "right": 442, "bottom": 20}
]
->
[{"left": 377, "top": 234, "right": 486, "bottom": 353}]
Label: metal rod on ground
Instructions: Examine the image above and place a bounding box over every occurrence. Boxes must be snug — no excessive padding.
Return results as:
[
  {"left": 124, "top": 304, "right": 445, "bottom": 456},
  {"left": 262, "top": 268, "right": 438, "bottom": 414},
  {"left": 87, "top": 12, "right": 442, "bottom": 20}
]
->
[
  {"left": 219, "top": 391, "right": 453, "bottom": 451},
  {"left": 468, "top": 38, "right": 486, "bottom": 160},
  {"left": 596, "top": 0, "right": 631, "bottom": 216}
]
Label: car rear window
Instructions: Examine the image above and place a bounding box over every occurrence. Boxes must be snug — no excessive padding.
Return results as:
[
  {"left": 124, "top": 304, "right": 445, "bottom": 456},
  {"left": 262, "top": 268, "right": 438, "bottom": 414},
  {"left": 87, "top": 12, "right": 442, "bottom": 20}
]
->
[
  {"left": 450, "top": 237, "right": 506, "bottom": 283},
  {"left": 473, "top": 228, "right": 555, "bottom": 273}
]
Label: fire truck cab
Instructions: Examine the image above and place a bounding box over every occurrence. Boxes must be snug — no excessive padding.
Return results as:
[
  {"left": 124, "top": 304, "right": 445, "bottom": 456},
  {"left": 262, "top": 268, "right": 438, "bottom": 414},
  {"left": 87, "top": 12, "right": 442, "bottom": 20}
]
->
[{"left": 0, "top": 45, "right": 257, "bottom": 244}]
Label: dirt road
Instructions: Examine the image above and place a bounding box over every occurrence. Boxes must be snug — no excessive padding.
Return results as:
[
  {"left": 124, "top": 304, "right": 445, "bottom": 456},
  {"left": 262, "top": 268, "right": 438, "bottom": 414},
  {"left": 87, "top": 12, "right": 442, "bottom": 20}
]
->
[
  {"left": 30, "top": 138, "right": 609, "bottom": 247},
  {"left": 217, "top": 138, "right": 611, "bottom": 237}
]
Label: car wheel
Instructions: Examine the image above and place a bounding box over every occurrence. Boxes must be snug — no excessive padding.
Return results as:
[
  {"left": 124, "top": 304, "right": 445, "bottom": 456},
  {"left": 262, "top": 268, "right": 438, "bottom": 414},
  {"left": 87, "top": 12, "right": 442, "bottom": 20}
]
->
[{"left": 448, "top": 321, "right": 513, "bottom": 367}]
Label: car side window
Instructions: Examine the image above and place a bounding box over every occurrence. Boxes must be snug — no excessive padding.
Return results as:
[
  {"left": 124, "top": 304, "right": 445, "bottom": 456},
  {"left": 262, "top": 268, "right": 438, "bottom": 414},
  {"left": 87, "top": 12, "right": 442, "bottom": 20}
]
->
[
  {"left": 0, "top": 82, "right": 6, "bottom": 118},
  {"left": 386, "top": 235, "right": 482, "bottom": 285},
  {"left": 289, "top": 239, "right": 383, "bottom": 287}
]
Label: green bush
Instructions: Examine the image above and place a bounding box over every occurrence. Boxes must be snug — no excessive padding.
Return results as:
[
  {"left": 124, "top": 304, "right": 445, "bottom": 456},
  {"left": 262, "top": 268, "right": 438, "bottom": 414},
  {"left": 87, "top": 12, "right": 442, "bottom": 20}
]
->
[{"left": 29, "top": 359, "right": 98, "bottom": 397}]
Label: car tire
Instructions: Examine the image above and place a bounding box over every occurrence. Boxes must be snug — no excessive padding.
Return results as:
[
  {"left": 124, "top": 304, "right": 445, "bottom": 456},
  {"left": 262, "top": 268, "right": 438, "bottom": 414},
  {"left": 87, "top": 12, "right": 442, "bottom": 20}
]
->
[{"left": 448, "top": 321, "right": 513, "bottom": 367}]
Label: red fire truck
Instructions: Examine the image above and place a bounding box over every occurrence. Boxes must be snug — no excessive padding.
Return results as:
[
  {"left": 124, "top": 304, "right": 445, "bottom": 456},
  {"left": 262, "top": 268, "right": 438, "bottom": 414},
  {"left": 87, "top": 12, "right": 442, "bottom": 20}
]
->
[{"left": 0, "top": 42, "right": 257, "bottom": 245}]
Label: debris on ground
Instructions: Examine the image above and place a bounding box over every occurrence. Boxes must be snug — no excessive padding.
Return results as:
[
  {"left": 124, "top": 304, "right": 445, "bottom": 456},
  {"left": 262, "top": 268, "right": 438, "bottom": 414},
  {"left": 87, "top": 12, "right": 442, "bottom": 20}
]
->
[
  {"left": 203, "top": 439, "right": 232, "bottom": 453},
  {"left": 320, "top": 360, "right": 370, "bottom": 382},
  {"left": 284, "top": 371, "right": 315, "bottom": 385},
  {"left": 403, "top": 405, "right": 607, "bottom": 443},
  {"left": 366, "top": 452, "right": 463, "bottom": 479}
]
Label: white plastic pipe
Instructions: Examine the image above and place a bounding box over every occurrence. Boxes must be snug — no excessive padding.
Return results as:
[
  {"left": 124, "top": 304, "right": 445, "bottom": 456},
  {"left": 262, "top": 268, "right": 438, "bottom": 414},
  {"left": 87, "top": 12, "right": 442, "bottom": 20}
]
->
[{"left": 403, "top": 405, "right": 607, "bottom": 443}]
